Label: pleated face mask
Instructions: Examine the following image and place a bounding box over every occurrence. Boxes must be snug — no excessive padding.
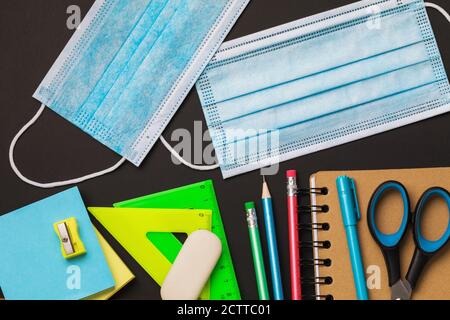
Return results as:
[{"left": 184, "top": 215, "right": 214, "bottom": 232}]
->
[
  {"left": 10, "top": 0, "right": 249, "bottom": 188},
  {"left": 196, "top": 0, "right": 450, "bottom": 178}
]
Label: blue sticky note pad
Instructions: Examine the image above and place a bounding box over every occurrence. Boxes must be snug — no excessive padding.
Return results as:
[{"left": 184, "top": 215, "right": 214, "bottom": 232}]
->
[{"left": 0, "top": 187, "right": 114, "bottom": 300}]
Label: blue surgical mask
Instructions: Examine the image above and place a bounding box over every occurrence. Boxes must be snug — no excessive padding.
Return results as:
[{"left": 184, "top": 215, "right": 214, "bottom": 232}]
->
[
  {"left": 9, "top": 0, "right": 249, "bottom": 188},
  {"left": 196, "top": 0, "right": 450, "bottom": 178}
]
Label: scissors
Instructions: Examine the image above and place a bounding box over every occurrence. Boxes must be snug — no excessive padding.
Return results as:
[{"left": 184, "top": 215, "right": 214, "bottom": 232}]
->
[{"left": 367, "top": 181, "right": 450, "bottom": 300}]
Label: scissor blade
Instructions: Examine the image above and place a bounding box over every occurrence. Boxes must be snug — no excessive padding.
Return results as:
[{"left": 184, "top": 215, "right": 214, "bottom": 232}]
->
[{"left": 391, "top": 280, "right": 412, "bottom": 300}]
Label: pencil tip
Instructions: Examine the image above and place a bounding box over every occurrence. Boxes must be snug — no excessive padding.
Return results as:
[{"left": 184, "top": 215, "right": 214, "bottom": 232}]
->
[{"left": 261, "top": 176, "right": 271, "bottom": 198}]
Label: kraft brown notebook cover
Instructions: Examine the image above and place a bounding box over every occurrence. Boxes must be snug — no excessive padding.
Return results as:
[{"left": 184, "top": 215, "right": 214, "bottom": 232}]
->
[{"left": 310, "top": 167, "right": 450, "bottom": 300}]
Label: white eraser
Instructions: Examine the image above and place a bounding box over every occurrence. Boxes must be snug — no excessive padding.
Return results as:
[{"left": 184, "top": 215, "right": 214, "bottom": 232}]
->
[{"left": 161, "top": 230, "right": 222, "bottom": 300}]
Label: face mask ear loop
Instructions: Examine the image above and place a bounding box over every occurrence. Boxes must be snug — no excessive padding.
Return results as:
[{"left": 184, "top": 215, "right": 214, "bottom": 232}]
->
[
  {"left": 9, "top": 104, "right": 127, "bottom": 189},
  {"left": 160, "top": 136, "right": 219, "bottom": 171},
  {"left": 425, "top": 3, "right": 450, "bottom": 23}
]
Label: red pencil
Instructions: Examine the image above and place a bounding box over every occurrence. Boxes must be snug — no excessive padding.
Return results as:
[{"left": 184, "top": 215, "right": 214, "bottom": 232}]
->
[{"left": 287, "top": 170, "right": 301, "bottom": 300}]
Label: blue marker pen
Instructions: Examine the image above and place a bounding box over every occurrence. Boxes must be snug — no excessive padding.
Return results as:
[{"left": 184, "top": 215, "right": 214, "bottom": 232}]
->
[{"left": 336, "top": 176, "right": 368, "bottom": 300}]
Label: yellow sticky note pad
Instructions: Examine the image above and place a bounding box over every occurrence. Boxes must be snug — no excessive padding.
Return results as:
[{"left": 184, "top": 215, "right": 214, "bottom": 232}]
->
[{"left": 86, "top": 228, "right": 135, "bottom": 300}]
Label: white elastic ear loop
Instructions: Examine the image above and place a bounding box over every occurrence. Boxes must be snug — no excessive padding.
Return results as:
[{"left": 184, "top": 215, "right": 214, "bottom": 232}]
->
[
  {"left": 425, "top": 2, "right": 450, "bottom": 23},
  {"left": 9, "top": 104, "right": 126, "bottom": 189},
  {"left": 160, "top": 136, "right": 219, "bottom": 171}
]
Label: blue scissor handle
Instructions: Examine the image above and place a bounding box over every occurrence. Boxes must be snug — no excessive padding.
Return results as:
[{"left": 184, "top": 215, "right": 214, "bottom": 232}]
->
[
  {"left": 367, "top": 181, "right": 410, "bottom": 287},
  {"left": 405, "top": 187, "right": 450, "bottom": 291},
  {"left": 413, "top": 187, "right": 450, "bottom": 253},
  {"left": 368, "top": 181, "right": 410, "bottom": 248}
]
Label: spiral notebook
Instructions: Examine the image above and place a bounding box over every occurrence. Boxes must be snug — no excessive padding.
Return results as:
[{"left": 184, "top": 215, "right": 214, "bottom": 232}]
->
[{"left": 310, "top": 167, "right": 450, "bottom": 300}]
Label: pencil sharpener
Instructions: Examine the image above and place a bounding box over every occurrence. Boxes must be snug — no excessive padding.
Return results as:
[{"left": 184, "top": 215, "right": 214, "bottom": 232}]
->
[{"left": 54, "top": 217, "right": 86, "bottom": 259}]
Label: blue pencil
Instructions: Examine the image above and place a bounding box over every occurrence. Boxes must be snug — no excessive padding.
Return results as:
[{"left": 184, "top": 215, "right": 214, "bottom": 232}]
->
[{"left": 261, "top": 176, "right": 284, "bottom": 300}]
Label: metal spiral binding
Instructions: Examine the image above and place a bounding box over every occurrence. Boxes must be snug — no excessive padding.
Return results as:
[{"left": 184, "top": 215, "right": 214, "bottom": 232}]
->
[
  {"left": 298, "top": 204, "right": 329, "bottom": 214},
  {"left": 297, "top": 187, "right": 328, "bottom": 196},
  {"left": 301, "top": 258, "right": 332, "bottom": 267},
  {"left": 298, "top": 188, "right": 329, "bottom": 215},
  {"left": 302, "top": 276, "right": 333, "bottom": 285},
  {"left": 299, "top": 222, "right": 329, "bottom": 231},
  {"left": 300, "top": 240, "right": 331, "bottom": 249},
  {"left": 302, "top": 294, "right": 334, "bottom": 300},
  {"left": 299, "top": 185, "right": 333, "bottom": 300}
]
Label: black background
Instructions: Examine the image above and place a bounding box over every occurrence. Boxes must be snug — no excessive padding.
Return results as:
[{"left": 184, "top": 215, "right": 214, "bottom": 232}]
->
[{"left": 0, "top": 0, "right": 449, "bottom": 300}]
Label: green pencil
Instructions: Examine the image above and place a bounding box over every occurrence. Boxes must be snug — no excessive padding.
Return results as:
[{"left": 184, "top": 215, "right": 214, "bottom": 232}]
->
[{"left": 245, "top": 202, "right": 270, "bottom": 300}]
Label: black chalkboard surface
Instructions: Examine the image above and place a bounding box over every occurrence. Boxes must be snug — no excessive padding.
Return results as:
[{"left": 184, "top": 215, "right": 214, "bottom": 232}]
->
[{"left": 0, "top": 0, "right": 449, "bottom": 300}]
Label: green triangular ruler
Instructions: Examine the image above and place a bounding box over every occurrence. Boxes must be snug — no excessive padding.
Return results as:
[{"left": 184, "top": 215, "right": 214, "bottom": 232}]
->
[{"left": 114, "top": 180, "right": 241, "bottom": 300}]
